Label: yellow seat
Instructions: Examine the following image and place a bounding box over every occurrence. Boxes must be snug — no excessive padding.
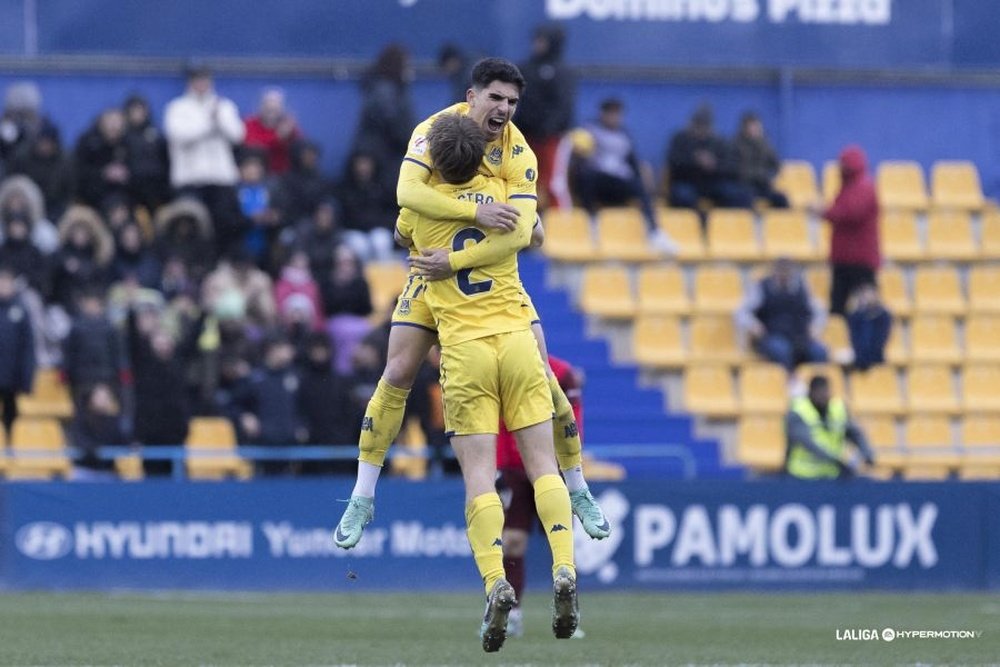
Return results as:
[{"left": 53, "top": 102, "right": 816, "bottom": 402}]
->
[
  {"left": 596, "top": 208, "right": 656, "bottom": 262},
  {"left": 185, "top": 417, "right": 253, "bottom": 481},
  {"left": 632, "top": 315, "right": 685, "bottom": 369},
  {"left": 579, "top": 265, "right": 636, "bottom": 319},
  {"left": 878, "top": 265, "right": 911, "bottom": 318},
  {"left": 693, "top": 265, "right": 744, "bottom": 314},
  {"left": 657, "top": 207, "right": 705, "bottom": 262},
  {"left": 981, "top": 208, "right": 1000, "bottom": 259},
  {"left": 774, "top": 160, "right": 819, "bottom": 210},
  {"left": 816, "top": 222, "right": 831, "bottom": 260},
  {"left": 541, "top": 208, "right": 597, "bottom": 262},
  {"left": 966, "top": 315, "right": 1000, "bottom": 363},
  {"left": 880, "top": 211, "right": 923, "bottom": 262},
  {"left": 17, "top": 368, "right": 73, "bottom": 420},
  {"left": 689, "top": 315, "right": 744, "bottom": 364},
  {"left": 884, "top": 321, "right": 909, "bottom": 366},
  {"left": 961, "top": 365, "right": 1000, "bottom": 413},
  {"left": 684, "top": 365, "right": 738, "bottom": 417},
  {"left": 931, "top": 161, "right": 984, "bottom": 211},
  {"left": 877, "top": 161, "right": 929, "bottom": 210},
  {"left": 7, "top": 418, "right": 72, "bottom": 480},
  {"left": 822, "top": 160, "right": 841, "bottom": 205},
  {"left": 909, "top": 315, "right": 961, "bottom": 364},
  {"left": 706, "top": 209, "right": 760, "bottom": 261},
  {"left": 796, "top": 363, "right": 846, "bottom": 399},
  {"left": 805, "top": 266, "right": 830, "bottom": 310},
  {"left": 958, "top": 463, "right": 1000, "bottom": 480},
  {"left": 761, "top": 210, "right": 815, "bottom": 261},
  {"left": 736, "top": 415, "right": 786, "bottom": 472},
  {"left": 821, "top": 316, "right": 852, "bottom": 365},
  {"left": 968, "top": 266, "right": 1000, "bottom": 315},
  {"left": 962, "top": 415, "right": 1000, "bottom": 448},
  {"left": 906, "top": 365, "right": 959, "bottom": 414},
  {"left": 859, "top": 415, "right": 899, "bottom": 451},
  {"left": 114, "top": 454, "right": 145, "bottom": 481},
  {"left": 363, "top": 261, "right": 408, "bottom": 321},
  {"left": 901, "top": 463, "right": 952, "bottom": 480},
  {"left": 925, "top": 210, "right": 976, "bottom": 260},
  {"left": 738, "top": 363, "right": 788, "bottom": 414},
  {"left": 904, "top": 416, "right": 959, "bottom": 469},
  {"left": 913, "top": 265, "right": 965, "bottom": 316},
  {"left": 581, "top": 452, "right": 627, "bottom": 482},
  {"left": 637, "top": 264, "right": 690, "bottom": 315},
  {"left": 849, "top": 366, "right": 903, "bottom": 415}
]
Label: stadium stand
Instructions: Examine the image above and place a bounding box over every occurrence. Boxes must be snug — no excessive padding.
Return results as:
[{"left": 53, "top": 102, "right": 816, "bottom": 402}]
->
[
  {"left": 930, "top": 160, "right": 985, "bottom": 211},
  {"left": 773, "top": 160, "right": 819, "bottom": 210},
  {"left": 706, "top": 209, "right": 760, "bottom": 261},
  {"left": 596, "top": 208, "right": 657, "bottom": 262},
  {"left": 579, "top": 264, "right": 636, "bottom": 319},
  {"left": 184, "top": 417, "right": 253, "bottom": 481},
  {"left": 876, "top": 161, "right": 930, "bottom": 210},
  {"left": 637, "top": 264, "right": 690, "bottom": 315},
  {"left": 656, "top": 207, "right": 706, "bottom": 262},
  {"left": 7, "top": 418, "right": 72, "bottom": 480}
]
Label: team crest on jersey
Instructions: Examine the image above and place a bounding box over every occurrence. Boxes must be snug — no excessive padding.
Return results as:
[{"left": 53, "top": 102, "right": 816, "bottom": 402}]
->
[
  {"left": 411, "top": 135, "right": 427, "bottom": 156},
  {"left": 512, "top": 144, "right": 524, "bottom": 156},
  {"left": 525, "top": 168, "right": 536, "bottom": 182},
  {"left": 486, "top": 146, "right": 503, "bottom": 165},
  {"left": 398, "top": 298, "right": 411, "bottom": 315}
]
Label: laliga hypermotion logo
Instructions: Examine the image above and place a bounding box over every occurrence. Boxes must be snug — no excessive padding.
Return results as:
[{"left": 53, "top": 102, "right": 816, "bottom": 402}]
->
[
  {"left": 574, "top": 489, "right": 628, "bottom": 583},
  {"left": 16, "top": 522, "right": 73, "bottom": 560}
]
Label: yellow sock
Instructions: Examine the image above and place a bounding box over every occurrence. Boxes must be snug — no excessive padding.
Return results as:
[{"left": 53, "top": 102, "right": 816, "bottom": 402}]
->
[
  {"left": 533, "top": 474, "right": 576, "bottom": 578},
  {"left": 358, "top": 379, "right": 410, "bottom": 466},
  {"left": 465, "top": 493, "right": 506, "bottom": 595},
  {"left": 548, "top": 374, "right": 582, "bottom": 471}
]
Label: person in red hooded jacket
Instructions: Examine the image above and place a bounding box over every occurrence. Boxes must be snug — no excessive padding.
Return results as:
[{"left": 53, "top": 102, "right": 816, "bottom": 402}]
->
[{"left": 823, "top": 145, "right": 881, "bottom": 316}]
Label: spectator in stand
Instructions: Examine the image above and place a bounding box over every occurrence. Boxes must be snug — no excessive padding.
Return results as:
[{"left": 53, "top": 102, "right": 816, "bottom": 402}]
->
[
  {"left": 0, "top": 82, "right": 57, "bottom": 165},
  {"left": 164, "top": 63, "right": 245, "bottom": 256},
  {"left": 7, "top": 125, "right": 74, "bottom": 220},
  {"left": 667, "top": 105, "right": 754, "bottom": 212},
  {"left": 202, "top": 249, "right": 276, "bottom": 332},
  {"left": 154, "top": 197, "right": 214, "bottom": 284},
  {"left": 62, "top": 288, "right": 129, "bottom": 409},
  {"left": 244, "top": 88, "right": 301, "bottom": 175},
  {"left": 0, "top": 263, "right": 36, "bottom": 437},
  {"left": 438, "top": 44, "right": 474, "bottom": 104},
  {"left": 846, "top": 283, "right": 892, "bottom": 372},
  {"left": 279, "top": 141, "right": 329, "bottom": 227},
  {"left": 67, "top": 382, "right": 127, "bottom": 474},
  {"left": 822, "top": 145, "right": 881, "bottom": 317},
  {"left": 0, "top": 175, "right": 60, "bottom": 254},
  {"left": 122, "top": 94, "right": 171, "bottom": 213},
  {"left": 517, "top": 25, "right": 575, "bottom": 208},
  {"left": 298, "top": 331, "right": 357, "bottom": 472},
  {"left": 785, "top": 375, "right": 874, "bottom": 480},
  {"left": 337, "top": 151, "right": 396, "bottom": 261},
  {"left": 286, "top": 198, "right": 343, "bottom": 282},
  {"left": 321, "top": 244, "right": 373, "bottom": 374},
  {"left": 351, "top": 44, "right": 415, "bottom": 197},
  {"left": 574, "top": 98, "right": 674, "bottom": 254},
  {"left": 51, "top": 206, "right": 114, "bottom": 310},
  {"left": 736, "top": 258, "right": 827, "bottom": 373},
  {"left": 734, "top": 111, "right": 789, "bottom": 209},
  {"left": 75, "top": 108, "right": 131, "bottom": 210},
  {"left": 0, "top": 210, "right": 47, "bottom": 296},
  {"left": 275, "top": 249, "right": 324, "bottom": 332},
  {"left": 236, "top": 150, "right": 283, "bottom": 266},
  {"left": 111, "top": 221, "right": 162, "bottom": 289}
]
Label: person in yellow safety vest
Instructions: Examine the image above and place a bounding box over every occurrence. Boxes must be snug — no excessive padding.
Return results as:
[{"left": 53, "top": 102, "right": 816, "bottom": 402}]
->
[{"left": 785, "top": 375, "right": 875, "bottom": 480}]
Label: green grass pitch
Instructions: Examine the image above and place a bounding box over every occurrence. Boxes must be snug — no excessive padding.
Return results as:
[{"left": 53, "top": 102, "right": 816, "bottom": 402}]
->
[{"left": 1, "top": 591, "right": 997, "bottom": 666}]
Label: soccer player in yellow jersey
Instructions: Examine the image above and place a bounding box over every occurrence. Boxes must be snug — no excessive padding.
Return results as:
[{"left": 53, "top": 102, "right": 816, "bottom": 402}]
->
[{"left": 335, "top": 58, "right": 608, "bottom": 548}]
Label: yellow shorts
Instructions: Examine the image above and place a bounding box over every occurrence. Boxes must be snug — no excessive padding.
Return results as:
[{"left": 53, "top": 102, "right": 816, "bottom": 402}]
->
[
  {"left": 439, "top": 329, "right": 554, "bottom": 437},
  {"left": 391, "top": 274, "right": 437, "bottom": 333}
]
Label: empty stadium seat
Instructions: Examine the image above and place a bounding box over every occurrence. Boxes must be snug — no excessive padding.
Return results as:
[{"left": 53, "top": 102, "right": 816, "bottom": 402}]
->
[
  {"left": 597, "top": 208, "right": 657, "bottom": 262},
  {"left": 693, "top": 265, "right": 744, "bottom": 314},
  {"left": 761, "top": 210, "right": 816, "bottom": 261},
  {"left": 822, "top": 160, "right": 840, "bottom": 205},
  {"left": 637, "top": 264, "right": 690, "bottom": 315},
  {"left": 17, "top": 368, "right": 73, "bottom": 420},
  {"left": 541, "top": 208, "right": 597, "bottom": 262},
  {"left": 885, "top": 321, "right": 909, "bottom": 366},
  {"left": 657, "top": 207, "right": 705, "bottom": 262},
  {"left": 966, "top": 315, "right": 1000, "bottom": 363},
  {"left": 925, "top": 210, "right": 977, "bottom": 261},
  {"left": 738, "top": 363, "right": 789, "bottom": 414},
  {"left": 961, "top": 415, "right": 1000, "bottom": 448},
  {"left": 878, "top": 265, "right": 911, "bottom": 318},
  {"left": 906, "top": 365, "right": 959, "bottom": 414},
  {"left": 849, "top": 366, "right": 903, "bottom": 415},
  {"left": 958, "top": 463, "right": 1000, "bottom": 481},
  {"left": 689, "top": 315, "right": 744, "bottom": 364},
  {"left": 364, "top": 261, "right": 408, "bottom": 320},
  {"left": 706, "top": 210, "right": 760, "bottom": 261},
  {"left": 805, "top": 266, "right": 830, "bottom": 309},
  {"left": 579, "top": 265, "right": 636, "bottom": 319},
  {"left": 913, "top": 265, "right": 965, "bottom": 315},
  {"left": 876, "top": 161, "right": 929, "bottom": 210},
  {"left": 931, "top": 161, "right": 984, "bottom": 211},
  {"left": 774, "top": 160, "right": 819, "bottom": 210},
  {"left": 981, "top": 208, "right": 1000, "bottom": 259},
  {"left": 904, "top": 415, "right": 958, "bottom": 456},
  {"left": 632, "top": 315, "right": 685, "bottom": 369},
  {"left": 880, "top": 211, "right": 923, "bottom": 262},
  {"left": 968, "top": 266, "right": 1000, "bottom": 315},
  {"left": 961, "top": 365, "right": 1000, "bottom": 413},
  {"left": 820, "top": 316, "right": 852, "bottom": 365},
  {"left": 185, "top": 417, "right": 253, "bottom": 481},
  {"left": 735, "top": 415, "right": 786, "bottom": 472},
  {"left": 909, "top": 315, "right": 961, "bottom": 364},
  {"left": 684, "top": 365, "right": 738, "bottom": 417},
  {"left": 7, "top": 418, "right": 72, "bottom": 480},
  {"left": 858, "top": 415, "right": 899, "bottom": 452},
  {"left": 901, "top": 463, "right": 952, "bottom": 481}
]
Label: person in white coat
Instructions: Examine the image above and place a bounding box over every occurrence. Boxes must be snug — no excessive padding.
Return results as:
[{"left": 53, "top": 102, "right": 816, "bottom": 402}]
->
[{"left": 164, "top": 64, "right": 245, "bottom": 256}]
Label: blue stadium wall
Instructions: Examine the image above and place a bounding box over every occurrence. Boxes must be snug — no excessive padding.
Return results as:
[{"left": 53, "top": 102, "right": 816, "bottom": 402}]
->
[{"left": 2, "top": 480, "right": 1000, "bottom": 592}]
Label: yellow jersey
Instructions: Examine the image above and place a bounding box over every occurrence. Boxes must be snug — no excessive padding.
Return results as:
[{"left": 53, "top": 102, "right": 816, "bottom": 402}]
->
[{"left": 398, "top": 175, "right": 531, "bottom": 347}]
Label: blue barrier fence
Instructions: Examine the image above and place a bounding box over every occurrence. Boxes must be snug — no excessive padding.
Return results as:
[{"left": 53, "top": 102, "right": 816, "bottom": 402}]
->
[{"left": 2, "top": 480, "right": 997, "bottom": 592}]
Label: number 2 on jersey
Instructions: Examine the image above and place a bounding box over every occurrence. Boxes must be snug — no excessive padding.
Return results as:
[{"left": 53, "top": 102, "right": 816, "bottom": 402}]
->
[{"left": 452, "top": 228, "right": 493, "bottom": 296}]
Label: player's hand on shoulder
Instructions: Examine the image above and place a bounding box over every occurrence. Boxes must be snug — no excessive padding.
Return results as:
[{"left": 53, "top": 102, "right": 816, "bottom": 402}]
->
[
  {"left": 476, "top": 202, "right": 519, "bottom": 232},
  {"left": 410, "top": 248, "right": 454, "bottom": 281}
]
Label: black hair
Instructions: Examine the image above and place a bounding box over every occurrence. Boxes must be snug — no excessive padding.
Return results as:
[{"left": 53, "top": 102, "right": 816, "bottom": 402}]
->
[
  {"left": 600, "top": 98, "right": 624, "bottom": 113},
  {"left": 470, "top": 57, "right": 526, "bottom": 93},
  {"left": 808, "top": 376, "right": 830, "bottom": 394}
]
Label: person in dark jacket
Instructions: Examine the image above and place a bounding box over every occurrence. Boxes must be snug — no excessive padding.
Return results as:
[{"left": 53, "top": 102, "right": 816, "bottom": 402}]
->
[
  {"left": 67, "top": 382, "right": 127, "bottom": 472},
  {"left": 736, "top": 258, "right": 828, "bottom": 372},
  {"left": 75, "top": 108, "right": 131, "bottom": 210},
  {"left": 62, "top": 288, "right": 129, "bottom": 408},
  {"left": 517, "top": 25, "right": 575, "bottom": 208},
  {"left": 0, "top": 264, "right": 36, "bottom": 435},
  {"left": 154, "top": 197, "right": 215, "bottom": 284},
  {"left": 6, "top": 124, "right": 74, "bottom": 220},
  {"left": 278, "top": 141, "right": 330, "bottom": 227},
  {"left": 294, "top": 198, "right": 344, "bottom": 281},
  {"left": 823, "top": 145, "right": 881, "bottom": 316},
  {"left": 337, "top": 151, "right": 396, "bottom": 261},
  {"left": 123, "top": 94, "right": 171, "bottom": 213},
  {"left": 0, "top": 82, "right": 58, "bottom": 165},
  {"left": 667, "top": 105, "right": 754, "bottom": 212},
  {"left": 846, "top": 283, "right": 892, "bottom": 372},
  {"left": 734, "top": 112, "right": 788, "bottom": 208},
  {"left": 297, "top": 332, "right": 357, "bottom": 474},
  {"left": 438, "top": 43, "right": 474, "bottom": 104},
  {"left": 0, "top": 213, "right": 48, "bottom": 296},
  {"left": 51, "top": 206, "right": 114, "bottom": 310},
  {"left": 111, "top": 221, "right": 162, "bottom": 288}
]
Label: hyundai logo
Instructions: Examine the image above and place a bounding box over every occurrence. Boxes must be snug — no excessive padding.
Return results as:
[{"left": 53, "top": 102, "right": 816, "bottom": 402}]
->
[{"left": 16, "top": 522, "right": 73, "bottom": 560}]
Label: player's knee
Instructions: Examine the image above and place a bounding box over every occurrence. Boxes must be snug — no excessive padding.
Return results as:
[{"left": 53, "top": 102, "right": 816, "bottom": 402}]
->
[
  {"left": 502, "top": 529, "right": 528, "bottom": 557},
  {"left": 382, "top": 354, "right": 419, "bottom": 389}
]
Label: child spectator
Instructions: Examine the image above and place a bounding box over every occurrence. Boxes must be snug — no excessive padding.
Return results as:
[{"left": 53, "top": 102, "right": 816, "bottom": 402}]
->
[
  {"left": 321, "top": 244, "right": 373, "bottom": 374},
  {"left": 111, "top": 221, "right": 162, "bottom": 289},
  {"left": 68, "top": 382, "right": 127, "bottom": 474},
  {"left": 62, "top": 288, "right": 129, "bottom": 409},
  {"left": 275, "top": 250, "right": 323, "bottom": 332},
  {"left": 236, "top": 150, "right": 283, "bottom": 264}
]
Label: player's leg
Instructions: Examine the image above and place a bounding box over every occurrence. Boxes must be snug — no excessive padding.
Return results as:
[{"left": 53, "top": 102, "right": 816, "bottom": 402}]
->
[
  {"left": 498, "top": 466, "right": 535, "bottom": 638},
  {"left": 531, "top": 320, "right": 610, "bottom": 539}
]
